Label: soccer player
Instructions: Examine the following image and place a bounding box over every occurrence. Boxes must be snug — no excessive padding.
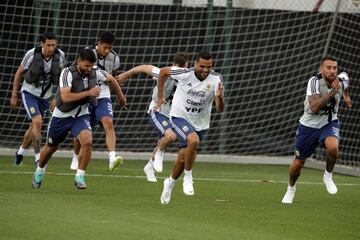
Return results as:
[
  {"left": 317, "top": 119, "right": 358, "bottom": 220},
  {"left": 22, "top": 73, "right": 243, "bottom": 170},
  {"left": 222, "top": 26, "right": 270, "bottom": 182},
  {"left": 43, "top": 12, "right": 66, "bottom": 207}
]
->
[
  {"left": 10, "top": 32, "right": 66, "bottom": 165},
  {"left": 115, "top": 52, "right": 188, "bottom": 182},
  {"left": 282, "top": 56, "right": 352, "bottom": 204},
  {"left": 32, "top": 47, "right": 125, "bottom": 189},
  {"left": 154, "top": 51, "right": 225, "bottom": 204},
  {"left": 69, "top": 31, "right": 127, "bottom": 171}
]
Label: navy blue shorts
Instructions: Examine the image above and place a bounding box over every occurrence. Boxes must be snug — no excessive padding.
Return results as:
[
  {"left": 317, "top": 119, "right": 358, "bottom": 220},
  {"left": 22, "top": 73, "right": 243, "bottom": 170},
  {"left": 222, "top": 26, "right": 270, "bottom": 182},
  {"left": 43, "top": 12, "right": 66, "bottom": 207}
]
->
[
  {"left": 148, "top": 111, "right": 172, "bottom": 138},
  {"left": 171, "top": 117, "right": 206, "bottom": 148},
  {"left": 294, "top": 120, "right": 340, "bottom": 160},
  {"left": 47, "top": 115, "right": 92, "bottom": 146},
  {"left": 89, "top": 98, "right": 113, "bottom": 128},
  {"left": 21, "top": 91, "right": 49, "bottom": 121}
]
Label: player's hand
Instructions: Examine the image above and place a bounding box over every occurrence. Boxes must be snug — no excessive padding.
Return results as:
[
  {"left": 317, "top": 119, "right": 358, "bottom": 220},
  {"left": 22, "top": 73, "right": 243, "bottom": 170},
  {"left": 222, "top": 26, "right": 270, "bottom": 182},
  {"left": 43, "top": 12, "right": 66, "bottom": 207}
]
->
[
  {"left": 119, "top": 96, "right": 127, "bottom": 110},
  {"left": 153, "top": 96, "right": 165, "bottom": 111},
  {"left": 10, "top": 95, "right": 18, "bottom": 110},
  {"left": 115, "top": 74, "right": 128, "bottom": 86},
  {"left": 216, "top": 82, "right": 224, "bottom": 97},
  {"left": 330, "top": 79, "right": 339, "bottom": 95},
  {"left": 88, "top": 86, "right": 101, "bottom": 97},
  {"left": 344, "top": 98, "right": 352, "bottom": 108}
]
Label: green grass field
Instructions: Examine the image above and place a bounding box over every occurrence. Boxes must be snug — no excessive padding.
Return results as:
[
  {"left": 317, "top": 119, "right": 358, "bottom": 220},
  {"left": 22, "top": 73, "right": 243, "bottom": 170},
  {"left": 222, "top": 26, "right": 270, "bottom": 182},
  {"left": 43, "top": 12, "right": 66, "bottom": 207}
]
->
[{"left": 0, "top": 156, "right": 359, "bottom": 240}]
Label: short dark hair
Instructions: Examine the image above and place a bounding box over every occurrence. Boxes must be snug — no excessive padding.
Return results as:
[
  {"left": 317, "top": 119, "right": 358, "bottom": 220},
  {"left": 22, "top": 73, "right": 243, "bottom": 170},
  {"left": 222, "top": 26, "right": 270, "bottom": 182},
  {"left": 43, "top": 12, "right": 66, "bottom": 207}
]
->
[
  {"left": 78, "top": 47, "right": 96, "bottom": 63},
  {"left": 322, "top": 55, "right": 337, "bottom": 63},
  {"left": 173, "top": 52, "right": 187, "bottom": 66},
  {"left": 196, "top": 51, "right": 212, "bottom": 61},
  {"left": 40, "top": 32, "right": 57, "bottom": 43},
  {"left": 98, "top": 31, "right": 115, "bottom": 44}
]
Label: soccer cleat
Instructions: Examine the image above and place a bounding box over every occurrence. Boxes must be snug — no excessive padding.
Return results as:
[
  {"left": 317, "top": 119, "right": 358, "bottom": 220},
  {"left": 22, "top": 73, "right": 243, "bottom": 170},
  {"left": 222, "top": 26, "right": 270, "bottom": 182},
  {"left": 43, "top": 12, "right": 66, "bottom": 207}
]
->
[
  {"left": 143, "top": 162, "right": 157, "bottom": 182},
  {"left": 70, "top": 157, "right": 78, "bottom": 170},
  {"left": 183, "top": 175, "right": 194, "bottom": 196},
  {"left": 15, "top": 151, "right": 23, "bottom": 165},
  {"left": 282, "top": 186, "right": 296, "bottom": 204},
  {"left": 153, "top": 150, "right": 164, "bottom": 173},
  {"left": 109, "top": 156, "right": 123, "bottom": 171},
  {"left": 74, "top": 175, "right": 87, "bottom": 189},
  {"left": 32, "top": 171, "right": 45, "bottom": 188},
  {"left": 160, "top": 178, "right": 174, "bottom": 205},
  {"left": 323, "top": 173, "right": 337, "bottom": 195}
]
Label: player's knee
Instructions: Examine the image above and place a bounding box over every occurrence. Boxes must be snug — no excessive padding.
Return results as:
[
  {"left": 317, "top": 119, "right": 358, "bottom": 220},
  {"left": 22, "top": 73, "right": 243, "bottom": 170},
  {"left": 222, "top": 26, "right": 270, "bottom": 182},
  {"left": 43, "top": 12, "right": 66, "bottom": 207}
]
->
[
  {"left": 101, "top": 117, "right": 113, "bottom": 130},
  {"left": 187, "top": 137, "right": 200, "bottom": 148},
  {"left": 165, "top": 132, "right": 177, "bottom": 143}
]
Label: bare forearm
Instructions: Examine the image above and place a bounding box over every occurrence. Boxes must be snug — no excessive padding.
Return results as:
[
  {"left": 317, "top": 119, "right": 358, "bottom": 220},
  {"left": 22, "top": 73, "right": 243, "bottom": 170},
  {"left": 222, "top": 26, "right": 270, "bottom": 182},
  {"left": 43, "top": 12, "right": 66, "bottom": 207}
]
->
[
  {"left": 12, "top": 70, "right": 23, "bottom": 97},
  {"left": 215, "top": 96, "right": 225, "bottom": 112},
  {"left": 309, "top": 92, "right": 336, "bottom": 113}
]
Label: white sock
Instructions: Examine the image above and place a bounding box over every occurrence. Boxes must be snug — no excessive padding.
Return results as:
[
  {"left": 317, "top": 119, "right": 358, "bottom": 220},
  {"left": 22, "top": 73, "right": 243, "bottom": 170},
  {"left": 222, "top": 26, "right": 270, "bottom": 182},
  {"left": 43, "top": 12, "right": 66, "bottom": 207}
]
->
[
  {"left": 324, "top": 170, "right": 332, "bottom": 177},
  {"left": 169, "top": 176, "right": 176, "bottom": 186},
  {"left": 288, "top": 185, "right": 296, "bottom": 191},
  {"left": 72, "top": 152, "right": 78, "bottom": 161},
  {"left": 35, "top": 153, "right": 40, "bottom": 162},
  {"left": 184, "top": 170, "right": 192, "bottom": 178},
  {"left": 36, "top": 166, "right": 45, "bottom": 174},
  {"left": 76, "top": 169, "right": 86, "bottom": 176},
  {"left": 156, "top": 149, "right": 164, "bottom": 155},
  {"left": 109, "top": 151, "right": 116, "bottom": 161},
  {"left": 17, "top": 145, "right": 25, "bottom": 155},
  {"left": 148, "top": 159, "right": 154, "bottom": 165}
]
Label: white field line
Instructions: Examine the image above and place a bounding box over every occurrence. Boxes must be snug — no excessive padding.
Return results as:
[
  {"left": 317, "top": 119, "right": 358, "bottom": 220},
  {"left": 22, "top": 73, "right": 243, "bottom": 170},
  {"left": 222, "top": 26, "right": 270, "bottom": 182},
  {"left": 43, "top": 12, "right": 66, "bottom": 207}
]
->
[{"left": 0, "top": 170, "right": 359, "bottom": 186}]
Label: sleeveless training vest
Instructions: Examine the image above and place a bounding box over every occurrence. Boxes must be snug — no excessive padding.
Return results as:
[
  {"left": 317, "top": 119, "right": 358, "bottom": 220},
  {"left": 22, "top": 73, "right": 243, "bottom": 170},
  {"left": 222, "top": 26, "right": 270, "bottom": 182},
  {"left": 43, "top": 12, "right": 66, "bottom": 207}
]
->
[
  {"left": 24, "top": 46, "right": 61, "bottom": 88},
  {"left": 55, "top": 65, "right": 98, "bottom": 113},
  {"left": 92, "top": 48, "right": 117, "bottom": 73}
]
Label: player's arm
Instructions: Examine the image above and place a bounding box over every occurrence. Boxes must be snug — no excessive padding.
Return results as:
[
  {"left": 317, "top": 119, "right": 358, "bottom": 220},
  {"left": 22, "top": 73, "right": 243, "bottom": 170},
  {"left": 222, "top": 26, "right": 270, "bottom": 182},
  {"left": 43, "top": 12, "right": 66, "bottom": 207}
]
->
[
  {"left": 343, "top": 88, "right": 352, "bottom": 108},
  {"left": 153, "top": 67, "right": 171, "bottom": 111},
  {"left": 60, "top": 87, "right": 100, "bottom": 103},
  {"left": 115, "top": 65, "right": 155, "bottom": 85},
  {"left": 10, "top": 64, "right": 26, "bottom": 110},
  {"left": 215, "top": 82, "right": 225, "bottom": 112},
  {"left": 105, "top": 74, "right": 127, "bottom": 110},
  {"left": 308, "top": 79, "right": 339, "bottom": 113}
]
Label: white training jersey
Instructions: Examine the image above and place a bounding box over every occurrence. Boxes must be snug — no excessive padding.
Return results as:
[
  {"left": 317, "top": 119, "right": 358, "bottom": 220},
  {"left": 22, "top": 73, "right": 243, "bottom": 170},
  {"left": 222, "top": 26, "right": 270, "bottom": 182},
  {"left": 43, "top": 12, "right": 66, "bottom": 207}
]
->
[
  {"left": 94, "top": 46, "right": 121, "bottom": 99},
  {"left": 169, "top": 67, "right": 223, "bottom": 131},
  {"left": 20, "top": 47, "right": 66, "bottom": 99},
  {"left": 299, "top": 73, "right": 349, "bottom": 129},
  {"left": 147, "top": 66, "right": 177, "bottom": 117},
  {"left": 52, "top": 67, "right": 108, "bottom": 118}
]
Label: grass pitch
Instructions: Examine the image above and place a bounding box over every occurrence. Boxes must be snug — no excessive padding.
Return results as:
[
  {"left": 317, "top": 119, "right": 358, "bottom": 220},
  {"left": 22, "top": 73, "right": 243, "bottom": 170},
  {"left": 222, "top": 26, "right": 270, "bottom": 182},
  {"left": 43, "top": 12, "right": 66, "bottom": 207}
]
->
[{"left": 0, "top": 156, "right": 359, "bottom": 240}]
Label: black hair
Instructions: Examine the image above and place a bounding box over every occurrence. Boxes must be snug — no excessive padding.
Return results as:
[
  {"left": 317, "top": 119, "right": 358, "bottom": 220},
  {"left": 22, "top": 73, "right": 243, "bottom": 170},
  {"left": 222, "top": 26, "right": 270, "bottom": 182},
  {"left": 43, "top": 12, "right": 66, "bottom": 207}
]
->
[
  {"left": 40, "top": 32, "right": 57, "bottom": 43},
  {"left": 78, "top": 47, "right": 96, "bottom": 63},
  {"left": 98, "top": 31, "right": 115, "bottom": 44},
  {"left": 322, "top": 55, "right": 337, "bottom": 63},
  {"left": 196, "top": 51, "right": 212, "bottom": 61}
]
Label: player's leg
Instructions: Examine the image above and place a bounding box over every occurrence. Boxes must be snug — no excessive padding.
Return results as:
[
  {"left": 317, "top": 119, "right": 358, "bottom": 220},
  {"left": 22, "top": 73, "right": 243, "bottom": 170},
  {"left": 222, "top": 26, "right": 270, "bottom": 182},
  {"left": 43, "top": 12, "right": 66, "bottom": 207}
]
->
[
  {"left": 96, "top": 98, "right": 123, "bottom": 171},
  {"left": 148, "top": 111, "right": 176, "bottom": 173},
  {"left": 32, "top": 116, "right": 67, "bottom": 188},
  {"left": 15, "top": 124, "right": 32, "bottom": 165},
  {"left": 282, "top": 124, "right": 319, "bottom": 203},
  {"left": 101, "top": 115, "right": 123, "bottom": 171},
  {"left": 31, "top": 114, "right": 43, "bottom": 165},
  {"left": 71, "top": 115, "right": 93, "bottom": 189},
  {"left": 70, "top": 138, "right": 80, "bottom": 170},
  {"left": 160, "top": 148, "right": 186, "bottom": 205},
  {"left": 321, "top": 120, "right": 340, "bottom": 195}
]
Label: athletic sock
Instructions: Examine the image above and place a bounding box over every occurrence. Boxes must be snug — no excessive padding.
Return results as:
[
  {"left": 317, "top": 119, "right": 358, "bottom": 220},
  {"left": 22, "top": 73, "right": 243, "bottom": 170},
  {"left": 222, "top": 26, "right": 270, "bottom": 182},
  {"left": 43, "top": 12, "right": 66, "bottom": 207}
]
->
[{"left": 18, "top": 145, "right": 25, "bottom": 155}]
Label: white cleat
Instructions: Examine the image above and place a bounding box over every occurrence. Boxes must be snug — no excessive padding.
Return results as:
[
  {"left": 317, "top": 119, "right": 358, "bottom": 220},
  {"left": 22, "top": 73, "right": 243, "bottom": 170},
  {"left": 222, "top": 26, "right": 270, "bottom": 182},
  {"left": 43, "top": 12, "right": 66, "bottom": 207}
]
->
[
  {"left": 70, "top": 157, "right": 78, "bottom": 170},
  {"left": 160, "top": 178, "right": 174, "bottom": 205},
  {"left": 282, "top": 186, "right": 296, "bottom": 204},
  {"left": 143, "top": 162, "right": 157, "bottom": 182},
  {"left": 323, "top": 173, "right": 338, "bottom": 195},
  {"left": 109, "top": 156, "right": 123, "bottom": 171},
  {"left": 183, "top": 176, "right": 194, "bottom": 196},
  {"left": 153, "top": 150, "right": 164, "bottom": 173}
]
